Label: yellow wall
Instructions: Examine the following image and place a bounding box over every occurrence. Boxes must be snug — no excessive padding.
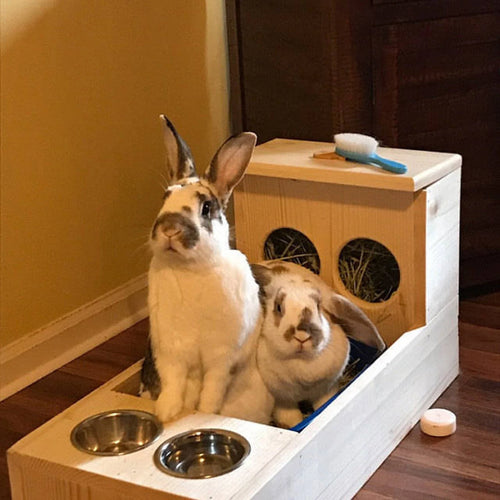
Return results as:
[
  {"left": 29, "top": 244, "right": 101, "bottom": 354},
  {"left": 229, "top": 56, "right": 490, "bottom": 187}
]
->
[{"left": 0, "top": 0, "right": 230, "bottom": 347}]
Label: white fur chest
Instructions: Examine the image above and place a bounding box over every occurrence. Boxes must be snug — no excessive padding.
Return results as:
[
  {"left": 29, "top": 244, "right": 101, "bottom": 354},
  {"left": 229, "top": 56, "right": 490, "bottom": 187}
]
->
[
  {"left": 148, "top": 251, "right": 260, "bottom": 361},
  {"left": 258, "top": 350, "right": 333, "bottom": 404}
]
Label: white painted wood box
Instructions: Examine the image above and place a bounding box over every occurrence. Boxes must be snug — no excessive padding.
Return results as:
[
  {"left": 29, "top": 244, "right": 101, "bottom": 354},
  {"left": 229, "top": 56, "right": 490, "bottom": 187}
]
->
[{"left": 8, "top": 140, "right": 462, "bottom": 500}]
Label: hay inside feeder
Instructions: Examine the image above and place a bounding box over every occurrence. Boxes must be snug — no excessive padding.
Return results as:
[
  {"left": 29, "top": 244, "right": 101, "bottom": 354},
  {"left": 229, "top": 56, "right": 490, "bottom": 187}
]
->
[
  {"left": 263, "top": 227, "right": 320, "bottom": 274},
  {"left": 338, "top": 238, "right": 400, "bottom": 303}
]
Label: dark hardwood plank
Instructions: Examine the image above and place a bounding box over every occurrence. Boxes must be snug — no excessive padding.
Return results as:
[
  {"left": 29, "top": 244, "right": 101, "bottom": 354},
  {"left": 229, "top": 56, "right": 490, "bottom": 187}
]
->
[
  {"left": 459, "top": 323, "right": 500, "bottom": 353},
  {"left": 460, "top": 295, "right": 500, "bottom": 330},
  {"left": 468, "top": 291, "right": 500, "bottom": 307}
]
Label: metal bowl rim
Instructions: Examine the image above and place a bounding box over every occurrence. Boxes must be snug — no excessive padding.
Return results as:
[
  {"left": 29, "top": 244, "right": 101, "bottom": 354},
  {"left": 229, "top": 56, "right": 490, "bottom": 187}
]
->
[
  {"left": 154, "top": 428, "right": 251, "bottom": 479},
  {"left": 70, "top": 409, "right": 163, "bottom": 456}
]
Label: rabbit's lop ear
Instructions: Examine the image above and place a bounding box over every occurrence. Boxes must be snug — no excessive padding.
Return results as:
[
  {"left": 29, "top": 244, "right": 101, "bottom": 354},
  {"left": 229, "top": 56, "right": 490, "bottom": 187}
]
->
[
  {"left": 160, "top": 115, "right": 196, "bottom": 184},
  {"left": 250, "top": 263, "right": 273, "bottom": 307},
  {"left": 204, "top": 132, "right": 257, "bottom": 206},
  {"left": 324, "top": 294, "right": 386, "bottom": 351},
  {"left": 250, "top": 263, "right": 272, "bottom": 290}
]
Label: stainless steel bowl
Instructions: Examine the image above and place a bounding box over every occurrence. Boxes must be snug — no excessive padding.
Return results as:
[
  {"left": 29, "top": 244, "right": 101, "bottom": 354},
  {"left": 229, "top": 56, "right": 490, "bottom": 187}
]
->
[
  {"left": 70, "top": 409, "right": 162, "bottom": 456},
  {"left": 154, "top": 428, "right": 251, "bottom": 479}
]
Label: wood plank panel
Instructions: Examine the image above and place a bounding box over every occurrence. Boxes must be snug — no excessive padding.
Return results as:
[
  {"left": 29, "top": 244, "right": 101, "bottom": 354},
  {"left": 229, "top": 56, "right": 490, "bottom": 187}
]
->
[
  {"left": 424, "top": 169, "right": 461, "bottom": 323},
  {"left": 234, "top": 0, "right": 373, "bottom": 142},
  {"left": 373, "top": 0, "right": 499, "bottom": 25},
  {"left": 372, "top": 11, "right": 500, "bottom": 289},
  {"left": 235, "top": 173, "right": 428, "bottom": 345}
]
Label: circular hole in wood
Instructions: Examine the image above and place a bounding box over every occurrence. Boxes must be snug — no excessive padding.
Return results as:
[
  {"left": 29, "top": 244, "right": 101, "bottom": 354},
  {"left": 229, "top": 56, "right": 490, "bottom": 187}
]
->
[
  {"left": 263, "top": 227, "right": 320, "bottom": 274},
  {"left": 338, "top": 238, "right": 400, "bottom": 303}
]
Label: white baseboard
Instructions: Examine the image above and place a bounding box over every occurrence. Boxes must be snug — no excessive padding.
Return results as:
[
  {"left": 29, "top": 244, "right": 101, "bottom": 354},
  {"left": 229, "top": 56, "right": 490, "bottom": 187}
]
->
[{"left": 0, "top": 274, "right": 148, "bottom": 402}]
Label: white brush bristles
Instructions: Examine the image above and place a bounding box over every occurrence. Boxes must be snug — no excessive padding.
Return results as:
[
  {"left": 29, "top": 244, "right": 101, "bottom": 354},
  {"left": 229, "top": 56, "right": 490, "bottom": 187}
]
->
[{"left": 334, "top": 133, "right": 378, "bottom": 155}]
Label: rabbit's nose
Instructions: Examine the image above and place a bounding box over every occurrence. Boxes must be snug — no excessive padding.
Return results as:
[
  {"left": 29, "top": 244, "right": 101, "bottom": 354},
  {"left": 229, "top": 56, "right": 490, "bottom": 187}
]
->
[
  {"left": 162, "top": 227, "right": 182, "bottom": 239},
  {"left": 294, "top": 330, "right": 311, "bottom": 344}
]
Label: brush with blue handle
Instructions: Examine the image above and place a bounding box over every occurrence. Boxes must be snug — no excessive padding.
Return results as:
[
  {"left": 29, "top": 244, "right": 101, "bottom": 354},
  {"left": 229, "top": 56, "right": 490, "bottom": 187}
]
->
[{"left": 334, "top": 133, "right": 407, "bottom": 174}]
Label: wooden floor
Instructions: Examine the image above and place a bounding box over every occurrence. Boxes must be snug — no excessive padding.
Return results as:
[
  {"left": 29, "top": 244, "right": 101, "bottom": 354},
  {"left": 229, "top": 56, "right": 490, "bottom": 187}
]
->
[{"left": 1, "top": 292, "right": 499, "bottom": 500}]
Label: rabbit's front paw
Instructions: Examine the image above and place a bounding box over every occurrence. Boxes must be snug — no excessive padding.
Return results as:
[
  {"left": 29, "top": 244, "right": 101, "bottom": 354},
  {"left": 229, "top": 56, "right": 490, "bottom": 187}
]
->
[
  {"left": 197, "top": 396, "right": 221, "bottom": 415},
  {"left": 155, "top": 391, "right": 183, "bottom": 422},
  {"left": 197, "top": 370, "right": 229, "bottom": 414},
  {"left": 273, "top": 406, "right": 304, "bottom": 429}
]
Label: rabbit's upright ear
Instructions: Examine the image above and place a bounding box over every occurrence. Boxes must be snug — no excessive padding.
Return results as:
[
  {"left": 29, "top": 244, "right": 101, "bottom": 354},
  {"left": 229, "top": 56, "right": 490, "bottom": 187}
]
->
[
  {"left": 160, "top": 115, "right": 196, "bottom": 184},
  {"left": 204, "top": 132, "right": 257, "bottom": 207},
  {"left": 323, "top": 294, "right": 386, "bottom": 351}
]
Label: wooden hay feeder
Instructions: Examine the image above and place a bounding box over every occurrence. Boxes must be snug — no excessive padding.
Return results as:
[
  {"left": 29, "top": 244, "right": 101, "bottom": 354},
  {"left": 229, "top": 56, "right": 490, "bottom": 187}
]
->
[
  {"left": 234, "top": 139, "right": 461, "bottom": 347},
  {"left": 8, "top": 139, "right": 462, "bottom": 499}
]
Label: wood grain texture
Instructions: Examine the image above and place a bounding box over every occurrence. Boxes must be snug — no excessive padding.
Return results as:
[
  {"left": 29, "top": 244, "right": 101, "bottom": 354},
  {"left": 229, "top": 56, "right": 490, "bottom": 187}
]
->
[
  {"left": 235, "top": 174, "right": 425, "bottom": 345},
  {"left": 371, "top": 10, "right": 500, "bottom": 289},
  {"left": 227, "top": 1, "right": 500, "bottom": 289},
  {"left": 8, "top": 396, "right": 295, "bottom": 500},
  {"left": 224, "top": 0, "right": 244, "bottom": 133},
  {"left": 232, "top": 0, "right": 373, "bottom": 143},
  {"left": 372, "top": 0, "right": 499, "bottom": 25},
  {"left": 424, "top": 169, "right": 461, "bottom": 324},
  {"left": 234, "top": 143, "right": 461, "bottom": 345},
  {"left": 243, "top": 138, "right": 461, "bottom": 192},
  {"left": 1, "top": 293, "right": 498, "bottom": 499}
]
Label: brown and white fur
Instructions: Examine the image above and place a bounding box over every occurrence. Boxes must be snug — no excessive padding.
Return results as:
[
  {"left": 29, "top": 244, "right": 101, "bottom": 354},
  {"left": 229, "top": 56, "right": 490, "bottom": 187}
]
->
[
  {"left": 252, "top": 261, "right": 385, "bottom": 428},
  {"left": 142, "top": 116, "right": 273, "bottom": 424}
]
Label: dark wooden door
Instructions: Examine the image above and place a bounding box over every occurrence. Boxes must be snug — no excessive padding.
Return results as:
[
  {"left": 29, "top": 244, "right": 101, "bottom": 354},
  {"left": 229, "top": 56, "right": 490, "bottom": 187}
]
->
[
  {"left": 227, "top": 0, "right": 500, "bottom": 290},
  {"left": 226, "top": 0, "right": 374, "bottom": 142},
  {"left": 372, "top": 7, "right": 500, "bottom": 290}
]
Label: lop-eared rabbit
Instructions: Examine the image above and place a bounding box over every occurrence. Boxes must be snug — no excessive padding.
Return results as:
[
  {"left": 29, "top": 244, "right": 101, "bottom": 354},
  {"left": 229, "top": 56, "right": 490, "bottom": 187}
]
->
[
  {"left": 252, "top": 261, "right": 385, "bottom": 428},
  {"left": 141, "top": 116, "right": 273, "bottom": 423}
]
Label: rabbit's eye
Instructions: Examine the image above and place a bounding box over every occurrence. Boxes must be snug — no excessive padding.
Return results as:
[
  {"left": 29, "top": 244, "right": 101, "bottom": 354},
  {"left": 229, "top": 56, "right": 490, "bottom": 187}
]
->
[
  {"left": 201, "top": 200, "right": 211, "bottom": 218},
  {"left": 274, "top": 289, "right": 286, "bottom": 317}
]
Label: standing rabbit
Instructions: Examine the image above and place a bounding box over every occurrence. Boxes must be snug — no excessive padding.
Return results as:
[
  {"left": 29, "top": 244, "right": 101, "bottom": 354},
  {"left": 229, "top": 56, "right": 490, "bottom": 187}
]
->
[
  {"left": 141, "top": 116, "right": 273, "bottom": 424},
  {"left": 252, "top": 261, "right": 385, "bottom": 428}
]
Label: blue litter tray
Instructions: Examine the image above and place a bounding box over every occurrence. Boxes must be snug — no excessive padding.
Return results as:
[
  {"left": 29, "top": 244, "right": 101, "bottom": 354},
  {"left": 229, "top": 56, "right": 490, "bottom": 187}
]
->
[{"left": 290, "top": 338, "right": 381, "bottom": 432}]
